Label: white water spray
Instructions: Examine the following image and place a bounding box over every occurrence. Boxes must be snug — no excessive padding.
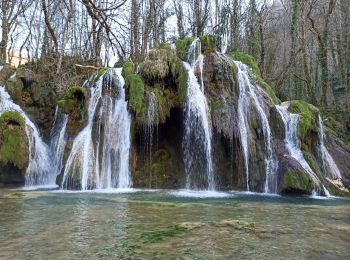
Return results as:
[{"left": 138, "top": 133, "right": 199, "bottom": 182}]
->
[
  {"left": 0, "top": 86, "right": 54, "bottom": 187},
  {"left": 318, "top": 115, "right": 342, "bottom": 179},
  {"left": 276, "top": 105, "right": 320, "bottom": 185},
  {"left": 62, "top": 68, "right": 132, "bottom": 190},
  {"left": 183, "top": 39, "right": 215, "bottom": 190}
]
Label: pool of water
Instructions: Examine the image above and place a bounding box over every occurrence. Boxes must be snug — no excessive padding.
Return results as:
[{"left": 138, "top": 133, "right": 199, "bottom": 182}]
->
[{"left": 0, "top": 189, "right": 349, "bottom": 259}]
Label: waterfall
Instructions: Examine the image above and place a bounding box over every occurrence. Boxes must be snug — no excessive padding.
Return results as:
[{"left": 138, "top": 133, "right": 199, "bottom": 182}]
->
[
  {"left": 183, "top": 38, "right": 215, "bottom": 190},
  {"left": 318, "top": 115, "right": 342, "bottom": 179},
  {"left": 276, "top": 105, "right": 320, "bottom": 185},
  {"left": 229, "top": 60, "right": 276, "bottom": 192},
  {"left": 144, "top": 92, "right": 158, "bottom": 187},
  {"left": 61, "top": 68, "right": 132, "bottom": 190},
  {"left": 0, "top": 86, "right": 54, "bottom": 187},
  {"left": 49, "top": 106, "right": 68, "bottom": 179}
]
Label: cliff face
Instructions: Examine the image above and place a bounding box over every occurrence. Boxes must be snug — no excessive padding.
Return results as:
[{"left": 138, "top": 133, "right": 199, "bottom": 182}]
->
[{"left": 0, "top": 37, "right": 349, "bottom": 196}]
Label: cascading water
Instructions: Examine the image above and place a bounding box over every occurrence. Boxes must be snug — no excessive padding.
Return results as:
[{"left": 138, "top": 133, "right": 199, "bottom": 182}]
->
[
  {"left": 228, "top": 59, "right": 277, "bottom": 193},
  {"left": 276, "top": 105, "right": 321, "bottom": 185},
  {"left": 182, "top": 39, "right": 215, "bottom": 190},
  {"left": 49, "top": 106, "right": 68, "bottom": 179},
  {"left": 61, "top": 68, "right": 132, "bottom": 190},
  {"left": 0, "top": 86, "right": 54, "bottom": 188},
  {"left": 144, "top": 92, "right": 158, "bottom": 187},
  {"left": 318, "top": 115, "right": 342, "bottom": 179}
]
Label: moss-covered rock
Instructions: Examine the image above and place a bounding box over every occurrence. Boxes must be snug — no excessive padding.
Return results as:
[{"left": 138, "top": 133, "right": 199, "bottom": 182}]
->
[
  {"left": 228, "top": 51, "right": 280, "bottom": 104},
  {"left": 151, "top": 86, "right": 177, "bottom": 124},
  {"left": 139, "top": 49, "right": 177, "bottom": 80},
  {"left": 122, "top": 61, "right": 134, "bottom": 78},
  {"left": 96, "top": 67, "right": 108, "bottom": 81},
  {"left": 57, "top": 85, "right": 86, "bottom": 136},
  {"left": 174, "top": 37, "right": 196, "bottom": 61},
  {"left": 171, "top": 59, "right": 188, "bottom": 103},
  {"left": 0, "top": 111, "right": 29, "bottom": 171},
  {"left": 281, "top": 170, "right": 314, "bottom": 194},
  {"left": 126, "top": 74, "right": 145, "bottom": 117},
  {"left": 199, "top": 35, "right": 217, "bottom": 55},
  {"left": 289, "top": 100, "right": 319, "bottom": 140},
  {"left": 303, "top": 151, "right": 324, "bottom": 182},
  {"left": 229, "top": 51, "right": 261, "bottom": 77}
]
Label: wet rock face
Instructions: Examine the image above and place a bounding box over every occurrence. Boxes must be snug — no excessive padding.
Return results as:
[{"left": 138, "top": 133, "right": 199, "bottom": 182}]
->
[
  {"left": 132, "top": 107, "right": 184, "bottom": 189},
  {"left": 327, "top": 135, "right": 350, "bottom": 182},
  {"left": 0, "top": 111, "right": 29, "bottom": 186}
]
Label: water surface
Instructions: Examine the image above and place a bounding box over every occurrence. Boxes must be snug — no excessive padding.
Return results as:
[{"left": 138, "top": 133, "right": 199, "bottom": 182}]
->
[{"left": 0, "top": 189, "right": 349, "bottom": 259}]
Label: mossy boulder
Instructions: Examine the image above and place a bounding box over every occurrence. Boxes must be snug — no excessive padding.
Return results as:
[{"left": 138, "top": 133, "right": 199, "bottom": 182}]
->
[
  {"left": 125, "top": 74, "right": 145, "bottom": 117},
  {"left": 57, "top": 85, "right": 87, "bottom": 136},
  {"left": 0, "top": 111, "right": 29, "bottom": 185},
  {"left": 281, "top": 170, "right": 314, "bottom": 194},
  {"left": 139, "top": 49, "right": 177, "bottom": 80},
  {"left": 289, "top": 100, "right": 319, "bottom": 140}
]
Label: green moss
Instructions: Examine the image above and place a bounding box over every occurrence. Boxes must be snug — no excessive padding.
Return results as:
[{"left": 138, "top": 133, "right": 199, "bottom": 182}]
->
[
  {"left": 140, "top": 226, "right": 187, "bottom": 243},
  {"left": 122, "top": 61, "right": 134, "bottom": 78},
  {"left": 228, "top": 51, "right": 280, "bottom": 104},
  {"left": 0, "top": 111, "right": 25, "bottom": 127},
  {"left": 171, "top": 59, "right": 188, "bottom": 103},
  {"left": 257, "top": 78, "right": 280, "bottom": 104},
  {"left": 96, "top": 67, "right": 108, "bottom": 81},
  {"left": 139, "top": 49, "right": 177, "bottom": 80},
  {"left": 175, "top": 37, "right": 196, "bottom": 61},
  {"left": 303, "top": 151, "right": 324, "bottom": 182},
  {"left": 151, "top": 85, "right": 177, "bottom": 124},
  {"left": 57, "top": 85, "right": 86, "bottom": 116},
  {"left": 126, "top": 74, "right": 145, "bottom": 116},
  {"left": 282, "top": 170, "right": 314, "bottom": 193},
  {"left": 325, "top": 181, "right": 350, "bottom": 197},
  {"left": 0, "top": 111, "right": 28, "bottom": 170},
  {"left": 199, "top": 35, "right": 216, "bottom": 55},
  {"left": 229, "top": 51, "right": 261, "bottom": 77},
  {"left": 159, "top": 43, "right": 171, "bottom": 50},
  {"left": 289, "top": 100, "right": 319, "bottom": 140}
]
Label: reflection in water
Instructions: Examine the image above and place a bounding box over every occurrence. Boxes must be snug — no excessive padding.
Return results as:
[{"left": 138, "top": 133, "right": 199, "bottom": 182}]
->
[{"left": 0, "top": 190, "right": 349, "bottom": 259}]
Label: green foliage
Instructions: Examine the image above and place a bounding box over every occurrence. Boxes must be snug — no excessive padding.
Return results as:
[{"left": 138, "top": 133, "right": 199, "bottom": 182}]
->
[
  {"left": 0, "top": 111, "right": 28, "bottom": 170},
  {"left": 122, "top": 61, "right": 134, "bottom": 78},
  {"left": 126, "top": 74, "right": 145, "bottom": 116},
  {"left": 175, "top": 37, "right": 195, "bottom": 61},
  {"left": 140, "top": 226, "right": 187, "bottom": 243},
  {"left": 199, "top": 35, "right": 217, "bottom": 55},
  {"left": 289, "top": 100, "right": 319, "bottom": 139},
  {"left": 282, "top": 170, "right": 314, "bottom": 193}
]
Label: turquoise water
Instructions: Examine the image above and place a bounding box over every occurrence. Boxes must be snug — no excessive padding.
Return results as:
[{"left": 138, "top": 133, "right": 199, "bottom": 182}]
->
[{"left": 0, "top": 189, "right": 349, "bottom": 259}]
